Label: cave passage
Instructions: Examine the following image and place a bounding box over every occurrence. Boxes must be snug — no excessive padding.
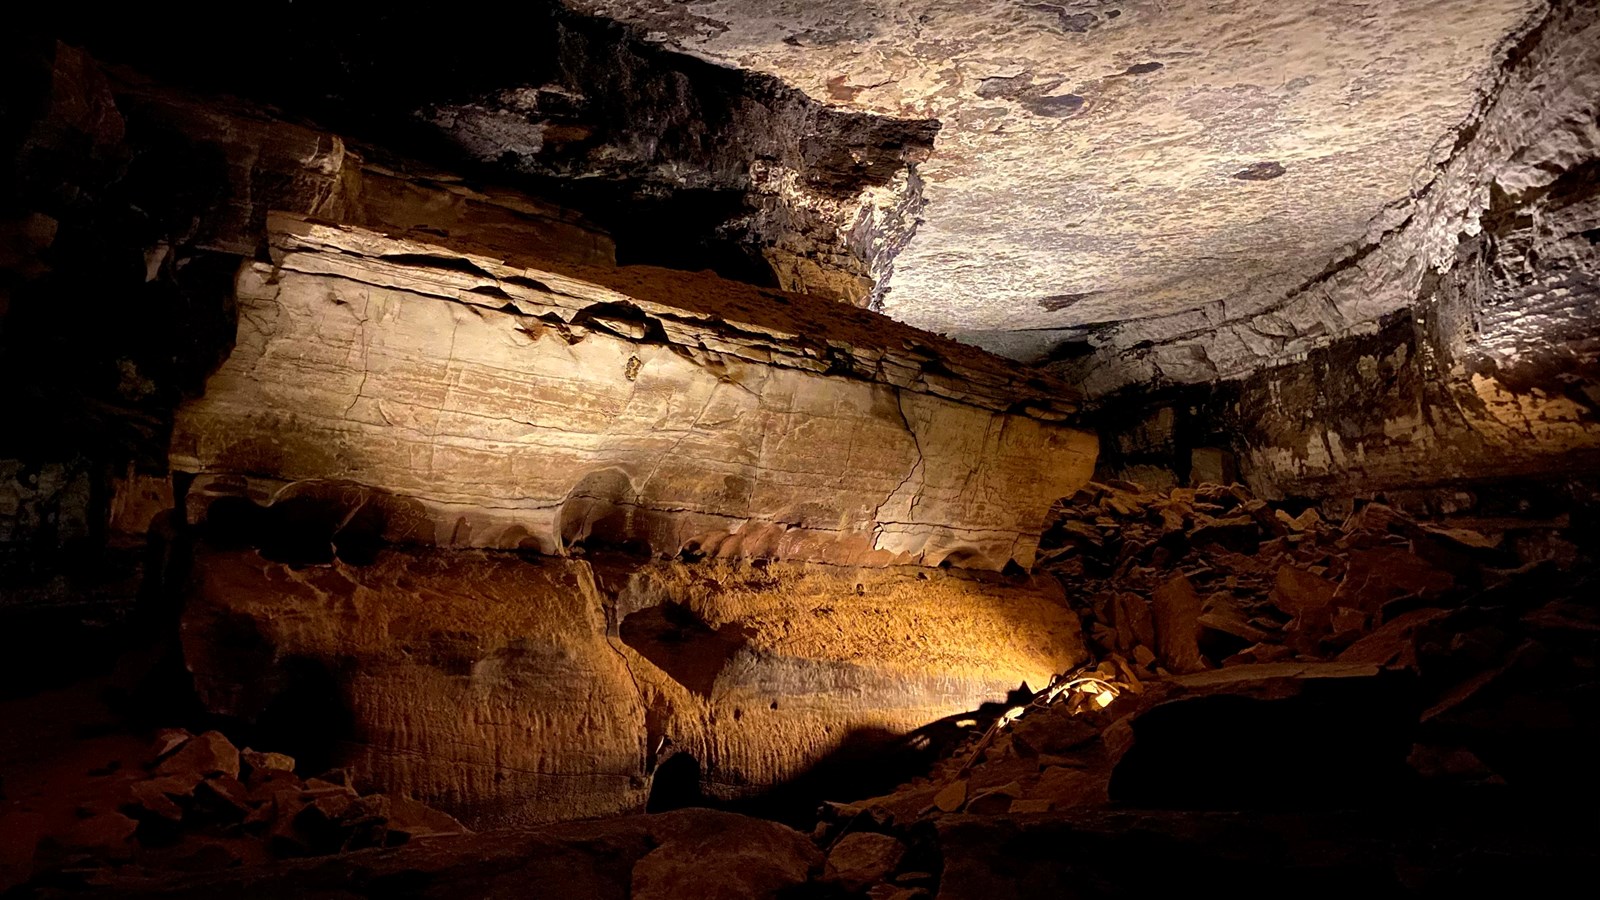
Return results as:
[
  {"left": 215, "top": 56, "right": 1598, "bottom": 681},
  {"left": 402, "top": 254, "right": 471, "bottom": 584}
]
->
[{"left": 1, "top": 2, "right": 1597, "bottom": 897}]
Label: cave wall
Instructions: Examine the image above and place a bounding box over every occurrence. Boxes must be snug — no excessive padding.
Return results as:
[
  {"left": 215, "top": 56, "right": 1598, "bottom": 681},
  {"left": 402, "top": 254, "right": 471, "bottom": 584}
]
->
[
  {"left": 43, "top": 1, "right": 939, "bottom": 306},
  {"left": 0, "top": 39, "right": 614, "bottom": 640},
  {"left": 183, "top": 549, "right": 1086, "bottom": 828},
  {"left": 1076, "top": 0, "right": 1600, "bottom": 503},
  {"left": 2, "top": 33, "right": 1096, "bottom": 826},
  {"left": 172, "top": 215, "right": 1095, "bottom": 571}
]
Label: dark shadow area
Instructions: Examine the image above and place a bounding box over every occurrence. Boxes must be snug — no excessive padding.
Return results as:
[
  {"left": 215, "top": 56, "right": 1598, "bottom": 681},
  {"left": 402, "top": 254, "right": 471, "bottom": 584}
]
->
[
  {"left": 1109, "top": 676, "right": 1418, "bottom": 809},
  {"left": 246, "top": 655, "right": 356, "bottom": 779},
  {"left": 557, "top": 468, "right": 651, "bottom": 557},
  {"left": 646, "top": 752, "right": 704, "bottom": 813},
  {"left": 198, "top": 484, "right": 419, "bottom": 567},
  {"left": 618, "top": 602, "right": 749, "bottom": 698},
  {"left": 726, "top": 697, "right": 1025, "bottom": 827}
]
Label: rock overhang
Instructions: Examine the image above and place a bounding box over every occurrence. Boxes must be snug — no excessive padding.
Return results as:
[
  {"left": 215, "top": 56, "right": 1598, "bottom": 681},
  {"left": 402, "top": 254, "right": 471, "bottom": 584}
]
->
[
  {"left": 42, "top": 0, "right": 1549, "bottom": 375},
  {"left": 565, "top": 0, "right": 1545, "bottom": 358}
]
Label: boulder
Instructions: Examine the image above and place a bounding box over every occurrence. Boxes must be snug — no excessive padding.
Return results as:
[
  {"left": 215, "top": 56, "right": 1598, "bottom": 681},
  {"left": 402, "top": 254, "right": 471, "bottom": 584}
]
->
[
  {"left": 1270, "top": 566, "right": 1336, "bottom": 618},
  {"left": 385, "top": 796, "right": 469, "bottom": 845},
  {"left": 964, "top": 781, "right": 1023, "bottom": 815},
  {"left": 156, "top": 731, "right": 240, "bottom": 782},
  {"left": 827, "top": 831, "right": 907, "bottom": 891},
  {"left": 1152, "top": 574, "right": 1207, "bottom": 673},
  {"left": 631, "top": 812, "right": 821, "bottom": 900},
  {"left": 933, "top": 780, "right": 969, "bottom": 813},
  {"left": 65, "top": 812, "right": 139, "bottom": 859},
  {"left": 1333, "top": 547, "right": 1454, "bottom": 613},
  {"left": 192, "top": 775, "right": 253, "bottom": 824},
  {"left": 129, "top": 775, "right": 196, "bottom": 823},
  {"left": 240, "top": 749, "right": 295, "bottom": 779},
  {"left": 1030, "top": 766, "right": 1107, "bottom": 808}
]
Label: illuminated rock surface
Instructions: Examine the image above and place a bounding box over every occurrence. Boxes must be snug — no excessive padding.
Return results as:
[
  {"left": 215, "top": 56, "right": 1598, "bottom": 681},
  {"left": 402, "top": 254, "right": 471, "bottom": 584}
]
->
[
  {"left": 171, "top": 217, "right": 1096, "bottom": 571},
  {"left": 2, "top": 4, "right": 1598, "bottom": 898},
  {"left": 569, "top": 0, "right": 1539, "bottom": 348},
  {"left": 182, "top": 549, "right": 1087, "bottom": 827}
]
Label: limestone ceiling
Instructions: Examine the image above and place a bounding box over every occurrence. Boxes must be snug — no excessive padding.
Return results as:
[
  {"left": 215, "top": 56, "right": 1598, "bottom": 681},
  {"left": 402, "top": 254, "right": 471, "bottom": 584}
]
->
[{"left": 567, "top": 0, "right": 1540, "bottom": 357}]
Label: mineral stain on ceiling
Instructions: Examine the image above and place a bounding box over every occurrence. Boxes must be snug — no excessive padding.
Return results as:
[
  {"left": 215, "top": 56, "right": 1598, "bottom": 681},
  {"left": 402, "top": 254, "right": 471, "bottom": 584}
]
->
[{"left": 566, "top": 0, "right": 1542, "bottom": 357}]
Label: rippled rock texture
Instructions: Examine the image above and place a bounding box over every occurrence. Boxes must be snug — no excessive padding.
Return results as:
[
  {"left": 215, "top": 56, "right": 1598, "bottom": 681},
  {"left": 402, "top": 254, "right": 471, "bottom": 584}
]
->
[
  {"left": 172, "top": 217, "right": 1095, "bottom": 570},
  {"left": 183, "top": 548, "right": 1087, "bottom": 828}
]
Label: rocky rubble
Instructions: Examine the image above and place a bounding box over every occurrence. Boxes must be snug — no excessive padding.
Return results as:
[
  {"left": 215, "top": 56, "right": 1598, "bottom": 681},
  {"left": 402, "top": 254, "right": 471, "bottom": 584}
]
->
[
  {"left": 1038, "top": 479, "right": 1552, "bottom": 675},
  {"left": 44, "top": 808, "right": 822, "bottom": 900},
  {"left": 0, "top": 728, "right": 465, "bottom": 892},
  {"left": 798, "top": 479, "right": 1598, "bottom": 897}
]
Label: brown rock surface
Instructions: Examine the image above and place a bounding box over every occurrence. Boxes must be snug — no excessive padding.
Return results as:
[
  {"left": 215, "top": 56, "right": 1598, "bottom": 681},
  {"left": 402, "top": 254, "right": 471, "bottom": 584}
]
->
[
  {"left": 827, "top": 831, "right": 907, "bottom": 891},
  {"left": 170, "top": 216, "right": 1095, "bottom": 572},
  {"left": 1151, "top": 575, "right": 1206, "bottom": 674},
  {"left": 629, "top": 813, "right": 822, "bottom": 900},
  {"left": 0, "top": 812, "right": 43, "bottom": 893},
  {"left": 155, "top": 732, "right": 240, "bottom": 782},
  {"left": 182, "top": 547, "right": 1088, "bottom": 827}
]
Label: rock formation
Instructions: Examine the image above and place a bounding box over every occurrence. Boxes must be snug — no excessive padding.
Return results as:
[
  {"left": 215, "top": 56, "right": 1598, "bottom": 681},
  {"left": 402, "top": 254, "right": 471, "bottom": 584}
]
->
[
  {"left": 3, "top": 3, "right": 1598, "bottom": 897},
  {"left": 1077, "top": 0, "right": 1600, "bottom": 500},
  {"left": 568, "top": 0, "right": 1540, "bottom": 345},
  {"left": 182, "top": 549, "right": 1086, "bottom": 827},
  {"left": 172, "top": 215, "right": 1094, "bottom": 570}
]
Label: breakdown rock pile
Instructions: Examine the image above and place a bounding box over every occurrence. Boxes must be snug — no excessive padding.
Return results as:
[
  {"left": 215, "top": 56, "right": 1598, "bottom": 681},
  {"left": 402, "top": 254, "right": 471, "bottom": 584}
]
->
[
  {"left": 1038, "top": 480, "right": 1579, "bottom": 675},
  {"left": 2, "top": 728, "right": 466, "bottom": 891},
  {"left": 806, "top": 480, "right": 1598, "bottom": 897}
]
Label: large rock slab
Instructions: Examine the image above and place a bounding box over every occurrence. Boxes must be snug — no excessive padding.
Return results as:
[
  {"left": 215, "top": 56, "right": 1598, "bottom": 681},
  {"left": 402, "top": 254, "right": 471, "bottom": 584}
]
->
[
  {"left": 82, "top": 809, "right": 819, "bottom": 900},
  {"left": 182, "top": 547, "right": 1088, "bottom": 828},
  {"left": 171, "top": 216, "right": 1095, "bottom": 571}
]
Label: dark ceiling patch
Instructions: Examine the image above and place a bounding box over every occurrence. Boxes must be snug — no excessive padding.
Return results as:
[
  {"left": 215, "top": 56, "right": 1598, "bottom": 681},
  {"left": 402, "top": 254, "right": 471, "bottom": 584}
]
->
[
  {"left": 1122, "top": 61, "right": 1164, "bottom": 75},
  {"left": 1038, "top": 290, "right": 1100, "bottom": 311},
  {"left": 1028, "top": 3, "right": 1101, "bottom": 33},
  {"left": 975, "top": 73, "right": 1033, "bottom": 100},
  {"left": 826, "top": 75, "right": 863, "bottom": 102},
  {"left": 1233, "top": 161, "right": 1287, "bottom": 181},
  {"left": 1022, "top": 93, "right": 1086, "bottom": 118}
]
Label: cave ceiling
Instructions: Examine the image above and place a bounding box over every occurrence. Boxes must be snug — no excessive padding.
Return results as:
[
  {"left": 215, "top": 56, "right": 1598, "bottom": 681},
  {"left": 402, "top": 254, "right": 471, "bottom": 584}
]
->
[
  {"left": 566, "top": 0, "right": 1540, "bottom": 358},
  {"left": 52, "top": 1, "right": 1546, "bottom": 365}
]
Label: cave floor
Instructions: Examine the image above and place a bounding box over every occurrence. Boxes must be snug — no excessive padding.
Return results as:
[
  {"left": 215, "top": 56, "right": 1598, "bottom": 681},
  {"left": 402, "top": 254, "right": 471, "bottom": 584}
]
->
[{"left": 2, "top": 659, "right": 1595, "bottom": 900}]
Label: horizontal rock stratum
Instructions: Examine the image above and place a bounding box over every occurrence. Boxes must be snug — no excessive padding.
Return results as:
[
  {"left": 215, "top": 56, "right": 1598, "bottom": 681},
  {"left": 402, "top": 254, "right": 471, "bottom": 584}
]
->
[
  {"left": 183, "top": 548, "right": 1089, "bottom": 827},
  {"left": 171, "top": 215, "right": 1096, "bottom": 571}
]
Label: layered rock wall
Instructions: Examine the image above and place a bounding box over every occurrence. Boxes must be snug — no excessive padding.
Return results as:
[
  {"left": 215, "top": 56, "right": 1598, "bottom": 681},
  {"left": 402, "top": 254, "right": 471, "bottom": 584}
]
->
[
  {"left": 172, "top": 217, "right": 1095, "bottom": 571},
  {"left": 183, "top": 548, "right": 1087, "bottom": 828},
  {"left": 1075, "top": 0, "right": 1600, "bottom": 501},
  {"left": 4, "top": 37, "right": 1097, "bottom": 831}
]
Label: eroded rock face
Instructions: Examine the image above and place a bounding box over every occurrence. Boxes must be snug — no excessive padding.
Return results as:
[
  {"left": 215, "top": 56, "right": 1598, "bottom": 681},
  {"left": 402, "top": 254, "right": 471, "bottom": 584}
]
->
[
  {"left": 181, "top": 547, "right": 1087, "bottom": 828},
  {"left": 1079, "top": 0, "right": 1600, "bottom": 500},
  {"left": 1068, "top": 0, "right": 1599, "bottom": 394},
  {"left": 170, "top": 217, "right": 1096, "bottom": 571},
  {"left": 46, "top": 4, "right": 939, "bottom": 306},
  {"left": 569, "top": 0, "right": 1538, "bottom": 345}
]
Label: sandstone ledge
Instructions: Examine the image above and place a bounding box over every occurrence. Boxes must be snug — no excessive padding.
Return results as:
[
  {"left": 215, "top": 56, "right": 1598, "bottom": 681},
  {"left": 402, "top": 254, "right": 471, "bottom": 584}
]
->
[{"left": 171, "top": 216, "right": 1095, "bottom": 570}]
